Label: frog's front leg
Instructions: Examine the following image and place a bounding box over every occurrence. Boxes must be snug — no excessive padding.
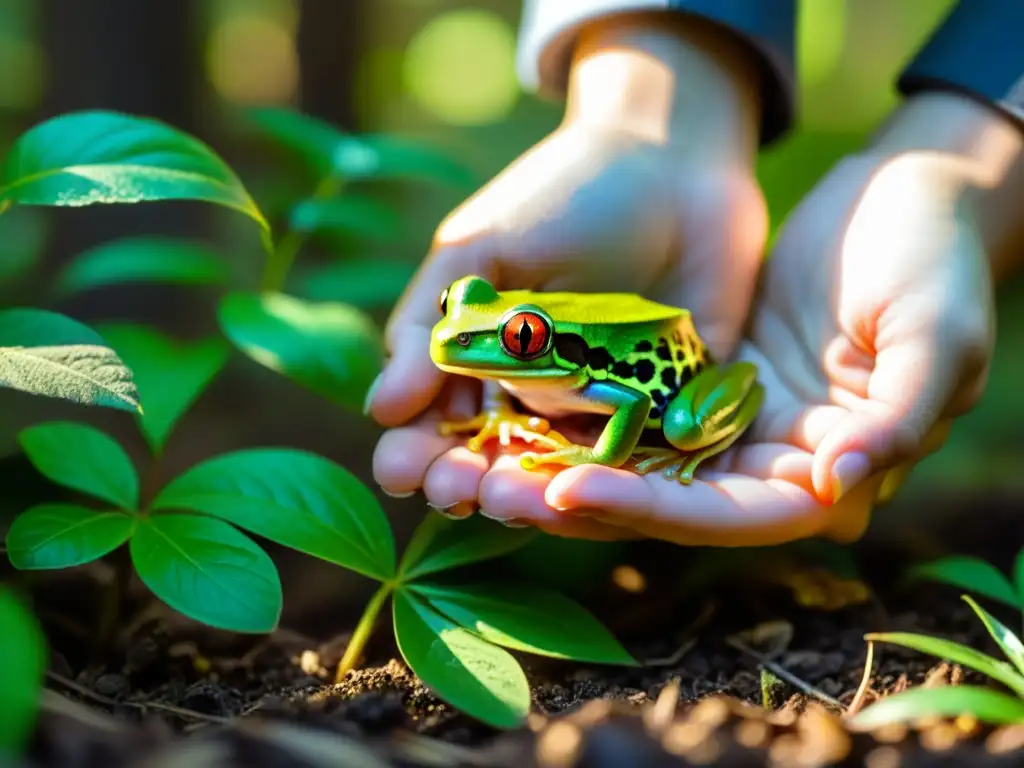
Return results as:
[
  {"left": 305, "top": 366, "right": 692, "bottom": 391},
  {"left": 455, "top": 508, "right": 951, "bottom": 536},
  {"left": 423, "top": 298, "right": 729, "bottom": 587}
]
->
[
  {"left": 520, "top": 381, "right": 651, "bottom": 471},
  {"left": 438, "top": 381, "right": 570, "bottom": 452},
  {"left": 640, "top": 362, "right": 764, "bottom": 484}
]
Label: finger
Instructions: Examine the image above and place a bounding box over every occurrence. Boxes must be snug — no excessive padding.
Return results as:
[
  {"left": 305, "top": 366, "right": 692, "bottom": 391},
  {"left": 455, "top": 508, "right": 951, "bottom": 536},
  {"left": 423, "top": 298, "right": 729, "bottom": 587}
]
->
[
  {"left": 366, "top": 329, "right": 444, "bottom": 427},
  {"left": 372, "top": 423, "right": 457, "bottom": 498},
  {"left": 545, "top": 463, "right": 845, "bottom": 547},
  {"left": 423, "top": 446, "right": 489, "bottom": 511},
  {"left": 477, "top": 455, "right": 638, "bottom": 540},
  {"left": 811, "top": 328, "right": 987, "bottom": 504}
]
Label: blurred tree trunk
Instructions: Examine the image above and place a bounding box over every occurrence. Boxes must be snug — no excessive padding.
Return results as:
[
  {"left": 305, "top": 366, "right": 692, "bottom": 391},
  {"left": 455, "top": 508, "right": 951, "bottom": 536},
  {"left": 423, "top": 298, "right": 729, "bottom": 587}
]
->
[{"left": 297, "top": 0, "right": 365, "bottom": 131}]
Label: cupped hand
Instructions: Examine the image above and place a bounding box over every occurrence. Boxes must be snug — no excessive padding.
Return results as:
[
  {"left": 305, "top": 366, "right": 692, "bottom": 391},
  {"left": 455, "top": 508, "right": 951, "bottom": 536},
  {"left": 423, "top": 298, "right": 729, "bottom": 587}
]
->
[
  {"left": 525, "top": 143, "right": 998, "bottom": 546},
  {"left": 367, "top": 117, "right": 767, "bottom": 538}
]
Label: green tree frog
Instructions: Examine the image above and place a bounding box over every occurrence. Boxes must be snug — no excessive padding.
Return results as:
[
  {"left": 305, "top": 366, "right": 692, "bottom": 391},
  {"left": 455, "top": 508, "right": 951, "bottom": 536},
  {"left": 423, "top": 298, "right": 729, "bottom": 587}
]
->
[{"left": 429, "top": 276, "right": 764, "bottom": 483}]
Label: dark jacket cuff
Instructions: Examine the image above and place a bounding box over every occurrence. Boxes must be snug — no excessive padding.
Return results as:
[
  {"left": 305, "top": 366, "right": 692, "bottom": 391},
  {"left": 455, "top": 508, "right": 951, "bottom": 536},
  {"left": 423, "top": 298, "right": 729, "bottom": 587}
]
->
[
  {"left": 667, "top": 0, "right": 796, "bottom": 145},
  {"left": 898, "top": 0, "right": 1024, "bottom": 129}
]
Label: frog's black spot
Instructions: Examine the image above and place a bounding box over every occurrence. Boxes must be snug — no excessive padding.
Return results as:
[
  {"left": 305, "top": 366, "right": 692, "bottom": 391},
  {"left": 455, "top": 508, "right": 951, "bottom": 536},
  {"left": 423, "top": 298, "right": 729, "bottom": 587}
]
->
[
  {"left": 661, "top": 368, "right": 678, "bottom": 388},
  {"left": 656, "top": 340, "right": 673, "bottom": 361},
  {"left": 651, "top": 390, "right": 667, "bottom": 406},
  {"left": 611, "top": 361, "right": 634, "bottom": 378},
  {"left": 634, "top": 340, "right": 653, "bottom": 353},
  {"left": 587, "top": 347, "right": 614, "bottom": 371},
  {"left": 633, "top": 359, "right": 655, "bottom": 384},
  {"left": 649, "top": 405, "right": 664, "bottom": 420},
  {"left": 675, "top": 349, "right": 685, "bottom": 362},
  {"left": 554, "top": 333, "right": 590, "bottom": 367}
]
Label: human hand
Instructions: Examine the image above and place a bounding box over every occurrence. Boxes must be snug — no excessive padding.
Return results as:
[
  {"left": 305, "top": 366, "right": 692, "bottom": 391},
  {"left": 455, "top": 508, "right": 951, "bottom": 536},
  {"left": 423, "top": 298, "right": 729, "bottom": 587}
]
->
[
  {"left": 480, "top": 92, "right": 1024, "bottom": 546},
  {"left": 368, "top": 14, "right": 769, "bottom": 536}
]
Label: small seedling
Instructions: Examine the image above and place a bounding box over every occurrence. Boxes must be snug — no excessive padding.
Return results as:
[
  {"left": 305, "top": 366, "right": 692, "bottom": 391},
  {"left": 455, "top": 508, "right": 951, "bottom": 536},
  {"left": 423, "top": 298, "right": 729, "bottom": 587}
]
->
[{"left": 849, "top": 595, "right": 1024, "bottom": 730}]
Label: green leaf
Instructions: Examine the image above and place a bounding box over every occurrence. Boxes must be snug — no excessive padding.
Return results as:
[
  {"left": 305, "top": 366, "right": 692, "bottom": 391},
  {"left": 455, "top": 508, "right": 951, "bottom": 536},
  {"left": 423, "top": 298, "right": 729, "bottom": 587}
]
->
[
  {"left": 0, "top": 308, "right": 140, "bottom": 412},
  {"left": 7, "top": 504, "right": 136, "bottom": 569},
  {"left": 413, "top": 582, "right": 636, "bottom": 665},
  {"left": 392, "top": 589, "right": 529, "bottom": 729},
  {"left": 1, "top": 110, "right": 270, "bottom": 245},
  {"left": 246, "top": 107, "right": 344, "bottom": 180},
  {"left": 963, "top": 595, "right": 1024, "bottom": 679},
  {"left": 97, "top": 324, "right": 229, "bottom": 454},
  {"left": 218, "top": 291, "right": 383, "bottom": 411},
  {"left": 246, "top": 107, "right": 476, "bottom": 188},
  {"left": 399, "top": 511, "right": 538, "bottom": 581},
  {"left": 152, "top": 448, "right": 396, "bottom": 580},
  {"left": 130, "top": 513, "right": 281, "bottom": 633},
  {"left": 19, "top": 421, "right": 139, "bottom": 510},
  {"left": 907, "top": 556, "right": 1019, "bottom": 609},
  {"left": 293, "top": 260, "right": 416, "bottom": 309},
  {"left": 848, "top": 685, "right": 1024, "bottom": 730},
  {"left": 865, "top": 631, "right": 1024, "bottom": 698},
  {"left": 289, "top": 195, "right": 402, "bottom": 243},
  {"left": 1012, "top": 547, "right": 1024, "bottom": 607},
  {"left": 0, "top": 587, "right": 45, "bottom": 755},
  {"left": 55, "top": 236, "right": 229, "bottom": 297}
]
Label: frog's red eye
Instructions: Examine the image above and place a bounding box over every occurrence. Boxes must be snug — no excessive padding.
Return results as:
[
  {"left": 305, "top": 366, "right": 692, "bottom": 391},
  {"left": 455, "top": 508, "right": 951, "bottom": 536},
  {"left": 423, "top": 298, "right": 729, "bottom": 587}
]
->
[{"left": 500, "top": 311, "right": 551, "bottom": 360}]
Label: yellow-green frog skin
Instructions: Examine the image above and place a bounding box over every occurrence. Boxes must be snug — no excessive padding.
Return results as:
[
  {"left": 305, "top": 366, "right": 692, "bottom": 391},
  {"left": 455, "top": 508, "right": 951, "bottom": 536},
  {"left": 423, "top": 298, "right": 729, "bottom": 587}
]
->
[{"left": 429, "top": 276, "right": 765, "bottom": 483}]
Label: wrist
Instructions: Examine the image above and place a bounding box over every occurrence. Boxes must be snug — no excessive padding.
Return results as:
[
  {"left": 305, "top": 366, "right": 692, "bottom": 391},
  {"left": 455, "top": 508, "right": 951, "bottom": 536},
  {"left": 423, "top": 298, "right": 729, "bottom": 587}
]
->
[
  {"left": 564, "top": 12, "right": 762, "bottom": 168},
  {"left": 868, "top": 91, "right": 1024, "bottom": 279}
]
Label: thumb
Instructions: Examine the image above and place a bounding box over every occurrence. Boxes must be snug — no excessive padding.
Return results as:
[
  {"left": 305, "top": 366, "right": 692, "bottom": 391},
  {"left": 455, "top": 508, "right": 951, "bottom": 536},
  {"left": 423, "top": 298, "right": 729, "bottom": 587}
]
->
[
  {"left": 366, "top": 236, "right": 496, "bottom": 427},
  {"left": 812, "top": 321, "right": 990, "bottom": 504}
]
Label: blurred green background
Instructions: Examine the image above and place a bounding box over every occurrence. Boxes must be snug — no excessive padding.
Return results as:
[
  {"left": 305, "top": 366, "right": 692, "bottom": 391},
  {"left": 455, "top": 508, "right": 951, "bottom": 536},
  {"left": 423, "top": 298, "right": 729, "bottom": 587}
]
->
[{"left": 0, "top": 0, "right": 1020, "bottom": 620}]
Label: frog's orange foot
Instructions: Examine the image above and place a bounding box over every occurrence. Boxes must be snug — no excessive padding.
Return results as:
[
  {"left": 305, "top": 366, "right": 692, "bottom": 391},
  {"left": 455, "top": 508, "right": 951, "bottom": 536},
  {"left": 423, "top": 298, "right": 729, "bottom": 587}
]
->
[{"left": 438, "top": 410, "right": 571, "bottom": 453}]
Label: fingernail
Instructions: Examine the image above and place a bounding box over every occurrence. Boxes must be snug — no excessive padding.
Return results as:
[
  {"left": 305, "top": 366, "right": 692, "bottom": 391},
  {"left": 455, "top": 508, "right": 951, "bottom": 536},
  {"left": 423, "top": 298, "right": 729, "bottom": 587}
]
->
[
  {"left": 362, "top": 372, "right": 384, "bottom": 416},
  {"left": 544, "top": 475, "right": 573, "bottom": 511},
  {"left": 478, "top": 509, "right": 530, "bottom": 528},
  {"left": 830, "top": 452, "right": 872, "bottom": 504},
  {"left": 427, "top": 501, "right": 473, "bottom": 520},
  {"left": 382, "top": 488, "right": 415, "bottom": 499}
]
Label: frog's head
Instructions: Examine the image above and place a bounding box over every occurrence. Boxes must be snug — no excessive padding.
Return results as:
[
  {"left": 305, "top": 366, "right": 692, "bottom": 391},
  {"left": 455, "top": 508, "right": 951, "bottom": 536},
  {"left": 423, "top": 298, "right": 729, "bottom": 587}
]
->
[{"left": 429, "top": 276, "right": 573, "bottom": 379}]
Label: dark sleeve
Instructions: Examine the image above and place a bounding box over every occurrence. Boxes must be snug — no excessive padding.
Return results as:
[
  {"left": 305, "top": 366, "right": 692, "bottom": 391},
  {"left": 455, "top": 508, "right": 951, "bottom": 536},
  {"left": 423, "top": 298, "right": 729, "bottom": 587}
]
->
[
  {"left": 898, "top": 0, "right": 1024, "bottom": 130},
  {"left": 667, "top": 0, "right": 796, "bottom": 145}
]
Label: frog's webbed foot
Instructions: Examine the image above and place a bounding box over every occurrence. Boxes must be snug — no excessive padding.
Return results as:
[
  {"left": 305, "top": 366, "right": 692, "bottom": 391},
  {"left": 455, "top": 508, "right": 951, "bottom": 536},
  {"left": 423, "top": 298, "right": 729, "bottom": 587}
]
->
[
  {"left": 630, "top": 447, "right": 703, "bottom": 484},
  {"left": 438, "top": 410, "right": 571, "bottom": 453}
]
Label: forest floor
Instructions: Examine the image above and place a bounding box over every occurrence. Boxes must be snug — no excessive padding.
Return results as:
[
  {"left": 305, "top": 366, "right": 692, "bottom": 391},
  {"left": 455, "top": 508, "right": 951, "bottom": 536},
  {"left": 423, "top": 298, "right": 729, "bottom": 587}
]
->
[{"left": 21, "top": 495, "right": 1024, "bottom": 768}]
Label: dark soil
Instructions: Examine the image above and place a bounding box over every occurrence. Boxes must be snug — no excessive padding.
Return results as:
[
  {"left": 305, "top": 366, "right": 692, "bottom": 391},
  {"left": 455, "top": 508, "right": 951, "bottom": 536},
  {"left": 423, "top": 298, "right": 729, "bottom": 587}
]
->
[{"left": 16, "top": 494, "right": 1024, "bottom": 768}]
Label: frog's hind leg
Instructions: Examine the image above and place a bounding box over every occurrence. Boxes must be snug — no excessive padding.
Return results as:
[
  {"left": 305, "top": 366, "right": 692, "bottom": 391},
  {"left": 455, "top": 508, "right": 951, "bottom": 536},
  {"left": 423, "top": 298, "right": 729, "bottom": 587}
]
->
[
  {"left": 654, "top": 362, "right": 764, "bottom": 484},
  {"left": 438, "top": 381, "right": 571, "bottom": 452},
  {"left": 631, "top": 446, "right": 684, "bottom": 474}
]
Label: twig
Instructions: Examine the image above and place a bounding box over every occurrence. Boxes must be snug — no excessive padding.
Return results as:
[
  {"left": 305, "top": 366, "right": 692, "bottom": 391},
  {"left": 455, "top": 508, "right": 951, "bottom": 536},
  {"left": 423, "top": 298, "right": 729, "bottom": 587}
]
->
[
  {"left": 46, "top": 670, "right": 232, "bottom": 724},
  {"left": 640, "top": 639, "right": 696, "bottom": 668},
  {"left": 725, "top": 637, "right": 843, "bottom": 710},
  {"left": 846, "top": 640, "right": 876, "bottom": 715}
]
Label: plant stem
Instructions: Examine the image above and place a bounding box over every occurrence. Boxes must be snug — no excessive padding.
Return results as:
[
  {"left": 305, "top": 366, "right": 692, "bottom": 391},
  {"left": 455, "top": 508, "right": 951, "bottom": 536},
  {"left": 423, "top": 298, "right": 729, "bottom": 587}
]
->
[
  {"left": 335, "top": 582, "right": 393, "bottom": 684},
  {"left": 93, "top": 548, "right": 133, "bottom": 658},
  {"left": 260, "top": 173, "right": 344, "bottom": 293}
]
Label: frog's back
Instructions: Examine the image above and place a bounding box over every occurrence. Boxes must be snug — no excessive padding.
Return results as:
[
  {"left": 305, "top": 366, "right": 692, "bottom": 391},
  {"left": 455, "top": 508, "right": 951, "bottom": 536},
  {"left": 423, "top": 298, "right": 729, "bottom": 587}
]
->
[{"left": 502, "top": 290, "right": 684, "bottom": 325}]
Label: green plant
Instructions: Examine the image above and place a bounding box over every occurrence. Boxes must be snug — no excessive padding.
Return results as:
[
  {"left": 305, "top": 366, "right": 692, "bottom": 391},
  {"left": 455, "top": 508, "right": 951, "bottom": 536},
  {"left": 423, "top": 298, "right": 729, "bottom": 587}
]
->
[
  {"left": 848, "top": 595, "right": 1024, "bottom": 730},
  {"left": 0, "top": 586, "right": 47, "bottom": 759},
  {"left": 0, "top": 106, "right": 634, "bottom": 731},
  {"left": 907, "top": 551, "right": 1024, "bottom": 617}
]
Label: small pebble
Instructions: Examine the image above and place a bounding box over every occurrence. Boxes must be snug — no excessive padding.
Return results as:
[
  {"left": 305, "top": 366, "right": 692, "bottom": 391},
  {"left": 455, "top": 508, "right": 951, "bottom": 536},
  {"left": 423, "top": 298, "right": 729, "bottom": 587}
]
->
[{"left": 93, "top": 673, "right": 129, "bottom": 698}]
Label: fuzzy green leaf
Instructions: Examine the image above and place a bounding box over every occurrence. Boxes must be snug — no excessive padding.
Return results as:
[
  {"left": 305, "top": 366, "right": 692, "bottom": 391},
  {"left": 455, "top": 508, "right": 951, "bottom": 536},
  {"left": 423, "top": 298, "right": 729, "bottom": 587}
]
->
[
  {"left": 0, "top": 588, "right": 46, "bottom": 756},
  {"left": 866, "top": 631, "right": 1024, "bottom": 698},
  {"left": 97, "top": 324, "right": 229, "bottom": 454},
  {"left": 398, "top": 510, "right": 539, "bottom": 581},
  {"left": 0, "top": 309, "right": 140, "bottom": 412},
  {"left": 7, "top": 504, "right": 136, "bottom": 570},
  {"left": 130, "top": 513, "right": 281, "bottom": 633},
  {"left": 152, "top": 448, "right": 395, "bottom": 580},
  {"left": 55, "top": 237, "right": 229, "bottom": 297},
  {"left": 1, "top": 110, "right": 269, "bottom": 245},
  {"left": 289, "top": 195, "right": 402, "bottom": 243},
  {"left": 393, "top": 589, "right": 529, "bottom": 729},
  {"left": 848, "top": 685, "right": 1024, "bottom": 730},
  {"left": 19, "top": 422, "right": 139, "bottom": 510},
  {"left": 294, "top": 260, "right": 416, "bottom": 309},
  {"left": 413, "top": 582, "right": 636, "bottom": 665},
  {"left": 218, "top": 291, "right": 383, "bottom": 411},
  {"left": 907, "top": 556, "right": 1018, "bottom": 609},
  {"left": 962, "top": 595, "right": 1024, "bottom": 680}
]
